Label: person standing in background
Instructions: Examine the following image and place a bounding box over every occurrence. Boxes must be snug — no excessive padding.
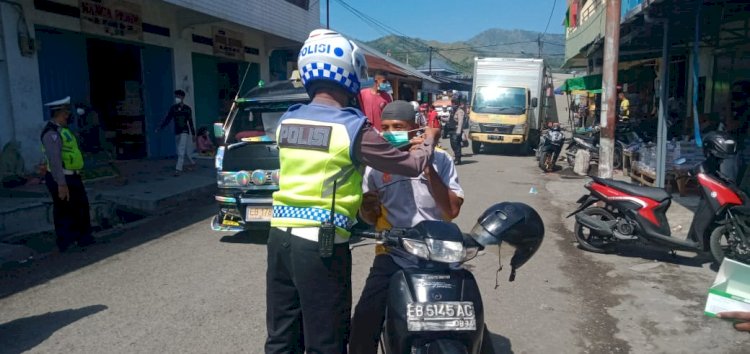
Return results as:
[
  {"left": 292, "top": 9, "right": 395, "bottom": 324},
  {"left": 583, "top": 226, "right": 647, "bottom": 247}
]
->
[
  {"left": 157, "top": 90, "right": 196, "bottom": 176},
  {"left": 358, "top": 70, "right": 392, "bottom": 130},
  {"left": 41, "top": 97, "right": 95, "bottom": 252}
]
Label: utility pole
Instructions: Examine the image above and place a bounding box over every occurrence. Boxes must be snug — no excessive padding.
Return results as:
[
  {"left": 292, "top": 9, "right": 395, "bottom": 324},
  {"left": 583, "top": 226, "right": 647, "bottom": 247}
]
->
[
  {"left": 326, "top": 0, "right": 330, "bottom": 29},
  {"left": 428, "top": 47, "right": 433, "bottom": 76},
  {"left": 598, "top": 0, "right": 622, "bottom": 179},
  {"left": 537, "top": 34, "right": 542, "bottom": 58}
]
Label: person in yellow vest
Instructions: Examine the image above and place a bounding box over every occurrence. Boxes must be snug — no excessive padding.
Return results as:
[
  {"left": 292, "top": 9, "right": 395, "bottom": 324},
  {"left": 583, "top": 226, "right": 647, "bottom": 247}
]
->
[
  {"left": 41, "top": 96, "right": 94, "bottom": 252},
  {"left": 266, "top": 29, "right": 440, "bottom": 353}
]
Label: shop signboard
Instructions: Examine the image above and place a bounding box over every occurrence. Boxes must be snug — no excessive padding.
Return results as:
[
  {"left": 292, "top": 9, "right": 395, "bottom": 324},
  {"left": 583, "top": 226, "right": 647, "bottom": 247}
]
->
[
  {"left": 213, "top": 27, "right": 244, "bottom": 60},
  {"left": 79, "top": 0, "right": 143, "bottom": 41},
  {"left": 621, "top": 0, "right": 647, "bottom": 22}
]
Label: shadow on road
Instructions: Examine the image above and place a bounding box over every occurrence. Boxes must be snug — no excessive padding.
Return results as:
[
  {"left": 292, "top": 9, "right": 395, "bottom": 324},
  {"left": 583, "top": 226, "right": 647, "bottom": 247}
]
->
[
  {"left": 485, "top": 327, "right": 514, "bottom": 354},
  {"left": 0, "top": 305, "right": 107, "bottom": 354},
  {"left": 0, "top": 201, "right": 216, "bottom": 299},
  {"left": 596, "top": 243, "right": 714, "bottom": 269},
  {"left": 220, "top": 229, "right": 269, "bottom": 244},
  {"left": 456, "top": 160, "right": 478, "bottom": 166}
]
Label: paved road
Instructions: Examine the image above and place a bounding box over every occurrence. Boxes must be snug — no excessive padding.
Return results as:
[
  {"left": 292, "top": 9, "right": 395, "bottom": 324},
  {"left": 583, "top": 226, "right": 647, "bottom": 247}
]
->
[{"left": 1, "top": 145, "right": 748, "bottom": 353}]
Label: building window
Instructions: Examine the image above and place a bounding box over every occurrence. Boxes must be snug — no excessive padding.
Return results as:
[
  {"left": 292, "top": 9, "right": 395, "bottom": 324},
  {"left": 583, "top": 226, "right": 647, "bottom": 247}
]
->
[{"left": 285, "top": 0, "right": 309, "bottom": 10}]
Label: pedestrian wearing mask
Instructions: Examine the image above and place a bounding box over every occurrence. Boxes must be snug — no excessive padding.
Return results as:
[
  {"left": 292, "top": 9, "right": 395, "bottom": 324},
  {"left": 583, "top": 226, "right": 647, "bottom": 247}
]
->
[
  {"left": 265, "top": 29, "right": 439, "bottom": 353},
  {"left": 157, "top": 90, "right": 196, "bottom": 176},
  {"left": 358, "top": 70, "right": 392, "bottom": 130},
  {"left": 41, "top": 97, "right": 95, "bottom": 252}
]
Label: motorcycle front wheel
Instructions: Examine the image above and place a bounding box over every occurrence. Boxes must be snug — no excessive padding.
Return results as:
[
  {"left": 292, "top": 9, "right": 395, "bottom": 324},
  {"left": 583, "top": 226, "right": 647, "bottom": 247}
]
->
[
  {"left": 574, "top": 207, "right": 616, "bottom": 253},
  {"left": 710, "top": 225, "right": 750, "bottom": 265}
]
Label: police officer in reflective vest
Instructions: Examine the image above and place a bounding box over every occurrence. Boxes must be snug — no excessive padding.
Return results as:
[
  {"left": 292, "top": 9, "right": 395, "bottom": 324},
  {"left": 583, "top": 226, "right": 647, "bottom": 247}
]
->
[
  {"left": 41, "top": 96, "right": 95, "bottom": 252},
  {"left": 266, "top": 29, "right": 440, "bottom": 353}
]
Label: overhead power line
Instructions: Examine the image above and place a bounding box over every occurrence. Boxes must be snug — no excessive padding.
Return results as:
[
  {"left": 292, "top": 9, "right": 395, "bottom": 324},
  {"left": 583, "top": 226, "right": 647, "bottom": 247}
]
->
[{"left": 541, "top": 0, "right": 558, "bottom": 39}]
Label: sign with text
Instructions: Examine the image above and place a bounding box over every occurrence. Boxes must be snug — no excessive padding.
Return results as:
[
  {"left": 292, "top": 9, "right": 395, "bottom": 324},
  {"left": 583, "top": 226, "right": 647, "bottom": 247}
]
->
[
  {"left": 80, "top": 0, "right": 143, "bottom": 41},
  {"left": 213, "top": 27, "right": 244, "bottom": 59}
]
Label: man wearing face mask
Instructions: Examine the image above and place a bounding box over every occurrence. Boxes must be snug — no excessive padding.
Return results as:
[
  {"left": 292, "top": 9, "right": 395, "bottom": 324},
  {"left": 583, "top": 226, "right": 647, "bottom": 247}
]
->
[
  {"left": 351, "top": 100, "right": 464, "bottom": 353},
  {"left": 266, "top": 29, "right": 439, "bottom": 353},
  {"left": 157, "top": 89, "right": 196, "bottom": 176},
  {"left": 358, "top": 70, "right": 392, "bottom": 130},
  {"left": 41, "top": 97, "right": 95, "bottom": 252}
]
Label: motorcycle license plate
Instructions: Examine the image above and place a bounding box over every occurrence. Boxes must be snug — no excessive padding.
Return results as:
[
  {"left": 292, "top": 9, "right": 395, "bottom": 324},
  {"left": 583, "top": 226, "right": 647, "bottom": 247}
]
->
[
  {"left": 406, "top": 302, "right": 476, "bottom": 331},
  {"left": 246, "top": 207, "right": 273, "bottom": 222},
  {"left": 487, "top": 135, "right": 504, "bottom": 141}
]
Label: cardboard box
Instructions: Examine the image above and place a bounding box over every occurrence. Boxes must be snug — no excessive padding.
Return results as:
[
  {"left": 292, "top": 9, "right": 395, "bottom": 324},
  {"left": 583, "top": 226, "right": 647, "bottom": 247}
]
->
[{"left": 704, "top": 258, "right": 750, "bottom": 318}]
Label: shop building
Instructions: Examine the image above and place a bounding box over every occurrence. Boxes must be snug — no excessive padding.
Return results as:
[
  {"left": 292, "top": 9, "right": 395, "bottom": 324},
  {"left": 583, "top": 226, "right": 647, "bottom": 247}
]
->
[{"left": 0, "top": 0, "right": 317, "bottom": 169}]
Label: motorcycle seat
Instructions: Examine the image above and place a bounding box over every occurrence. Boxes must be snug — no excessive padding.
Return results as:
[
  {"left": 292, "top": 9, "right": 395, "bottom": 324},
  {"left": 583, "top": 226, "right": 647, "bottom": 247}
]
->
[{"left": 592, "top": 177, "right": 671, "bottom": 202}]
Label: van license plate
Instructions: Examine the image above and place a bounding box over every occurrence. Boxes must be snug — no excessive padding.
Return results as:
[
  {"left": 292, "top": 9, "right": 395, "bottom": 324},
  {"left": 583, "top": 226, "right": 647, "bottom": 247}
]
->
[
  {"left": 488, "top": 135, "right": 504, "bottom": 141},
  {"left": 406, "top": 302, "right": 476, "bottom": 331},
  {"left": 246, "top": 207, "right": 273, "bottom": 222}
]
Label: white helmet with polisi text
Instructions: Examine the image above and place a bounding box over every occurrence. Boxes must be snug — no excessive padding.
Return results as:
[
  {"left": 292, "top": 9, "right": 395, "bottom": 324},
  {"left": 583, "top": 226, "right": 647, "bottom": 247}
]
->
[{"left": 298, "top": 29, "right": 368, "bottom": 96}]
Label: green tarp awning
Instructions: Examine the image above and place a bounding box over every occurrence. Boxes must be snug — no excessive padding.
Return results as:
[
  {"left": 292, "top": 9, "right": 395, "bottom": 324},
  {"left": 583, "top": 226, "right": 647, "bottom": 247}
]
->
[{"left": 559, "top": 74, "right": 603, "bottom": 93}]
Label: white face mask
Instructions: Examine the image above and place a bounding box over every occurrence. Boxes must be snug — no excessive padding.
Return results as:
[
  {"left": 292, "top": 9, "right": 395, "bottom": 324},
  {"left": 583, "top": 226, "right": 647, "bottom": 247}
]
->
[
  {"left": 175, "top": 97, "right": 183, "bottom": 104},
  {"left": 76, "top": 108, "right": 85, "bottom": 116}
]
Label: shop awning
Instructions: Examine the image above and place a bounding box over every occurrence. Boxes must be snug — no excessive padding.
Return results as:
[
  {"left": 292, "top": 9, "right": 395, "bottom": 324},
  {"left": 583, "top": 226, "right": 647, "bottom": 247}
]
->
[{"left": 558, "top": 74, "right": 603, "bottom": 93}]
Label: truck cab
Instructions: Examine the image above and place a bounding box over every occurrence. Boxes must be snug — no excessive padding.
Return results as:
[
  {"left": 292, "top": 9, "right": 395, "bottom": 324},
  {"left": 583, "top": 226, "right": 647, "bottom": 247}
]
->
[
  {"left": 467, "top": 57, "right": 547, "bottom": 155},
  {"left": 211, "top": 78, "right": 309, "bottom": 232},
  {"left": 468, "top": 86, "right": 538, "bottom": 153}
]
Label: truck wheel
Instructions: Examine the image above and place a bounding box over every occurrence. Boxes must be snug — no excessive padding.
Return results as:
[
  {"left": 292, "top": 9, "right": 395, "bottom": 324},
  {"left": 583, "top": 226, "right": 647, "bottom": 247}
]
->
[{"left": 472, "top": 141, "right": 482, "bottom": 155}]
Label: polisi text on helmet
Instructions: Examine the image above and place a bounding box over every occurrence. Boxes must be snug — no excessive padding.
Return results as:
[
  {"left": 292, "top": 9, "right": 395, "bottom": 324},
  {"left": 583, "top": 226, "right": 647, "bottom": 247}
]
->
[{"left": 301, "top": 44, "right": 334, "bottom": 57}]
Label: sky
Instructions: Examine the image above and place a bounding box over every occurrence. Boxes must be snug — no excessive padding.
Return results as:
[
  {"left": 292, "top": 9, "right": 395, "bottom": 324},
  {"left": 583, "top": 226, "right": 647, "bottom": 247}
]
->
[{"left": 317, "top": 0, "right": 568, "bottom": 42}]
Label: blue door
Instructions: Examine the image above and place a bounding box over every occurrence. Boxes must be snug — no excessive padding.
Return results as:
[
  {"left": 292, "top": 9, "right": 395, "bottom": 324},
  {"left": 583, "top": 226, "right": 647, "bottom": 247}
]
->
[
  {"left": 142, "top": 45, "right": 175, "bottom": 158},
  {"left": 35, "top": 27, "right": 90, "bottom": 121}
]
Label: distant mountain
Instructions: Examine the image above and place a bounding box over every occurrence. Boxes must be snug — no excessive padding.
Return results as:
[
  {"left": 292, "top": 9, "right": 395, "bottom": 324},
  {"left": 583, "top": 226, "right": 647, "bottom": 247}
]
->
[{"left": 364, "top": 28, "right": 565, "bottom": 74}]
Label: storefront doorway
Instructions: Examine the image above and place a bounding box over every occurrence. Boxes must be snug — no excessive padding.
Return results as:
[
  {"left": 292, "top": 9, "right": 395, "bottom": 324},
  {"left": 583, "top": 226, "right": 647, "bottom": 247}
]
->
[
  {"left": 192, "top": 53, "right": 260, "bottom": 130},
  {"left": 87, "top": 39, "right": 146, "bottom": 160}
]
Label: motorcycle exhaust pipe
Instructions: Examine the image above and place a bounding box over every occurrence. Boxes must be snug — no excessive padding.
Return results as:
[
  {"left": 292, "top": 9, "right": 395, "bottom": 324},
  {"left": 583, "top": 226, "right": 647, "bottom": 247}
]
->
[{"left": 574, "top": 213, "right": 614, "bottom": 236}]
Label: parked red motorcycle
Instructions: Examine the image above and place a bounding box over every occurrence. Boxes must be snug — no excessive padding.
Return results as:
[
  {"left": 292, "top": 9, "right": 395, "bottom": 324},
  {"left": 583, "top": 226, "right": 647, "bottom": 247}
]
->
[{"left": 568, "top": 132, "right": 750, "bottom": 264}]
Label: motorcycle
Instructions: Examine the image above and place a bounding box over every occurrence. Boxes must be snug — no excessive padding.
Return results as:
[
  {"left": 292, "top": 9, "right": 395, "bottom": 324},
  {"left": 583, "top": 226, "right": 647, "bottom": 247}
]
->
[
  {"left": 567, "top": 132, "right": 750, "bottom": 264},
  {"left": 352, "top": 202, "right": 544, "bottom": 353},
  {"left": 565, "top": 124, "right": 638, "bottom": 171},
  {"left": 537, "top": 125, "right": 565, "bottom": 172}
]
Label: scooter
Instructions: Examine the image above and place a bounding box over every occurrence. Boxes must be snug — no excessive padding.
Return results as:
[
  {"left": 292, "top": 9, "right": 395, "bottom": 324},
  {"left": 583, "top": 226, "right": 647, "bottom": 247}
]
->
[
  {"left": 352, "top": 203, "right": 544, "bottom": 353},
  {"left": 537, "top": 125, "right": 565, "bottom": 172},
  {"left": 565, "top": 124, "right": 637, "bottom": 171},
  {"left": 568, "top": 140, "right": 750, "bottom": 264}
]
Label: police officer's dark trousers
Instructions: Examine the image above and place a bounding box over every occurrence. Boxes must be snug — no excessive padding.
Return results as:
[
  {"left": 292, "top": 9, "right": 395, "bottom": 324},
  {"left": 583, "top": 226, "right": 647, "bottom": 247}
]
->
[
  {"left": 45, "top": 172, "right": 94, "bottom": 251},
  {"left": 350, "top": 254, "right": 401, "bottom": 354},
  {"left": 265, "top": 227, "right": 352, "bottom": 354},
  {"left": 449, "top": 130, "right": 463, "bottom": 163}
]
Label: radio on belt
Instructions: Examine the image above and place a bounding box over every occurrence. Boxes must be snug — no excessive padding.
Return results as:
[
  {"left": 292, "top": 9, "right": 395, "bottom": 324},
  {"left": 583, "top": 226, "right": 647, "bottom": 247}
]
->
[{"left": 318, "top": 181, "right": 337, "bottom": 258}]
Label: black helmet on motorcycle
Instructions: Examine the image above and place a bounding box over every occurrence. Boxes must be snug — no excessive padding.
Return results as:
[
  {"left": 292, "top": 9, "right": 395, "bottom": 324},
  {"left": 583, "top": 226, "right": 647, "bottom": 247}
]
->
[
  {"left": 703, "top": 131, "right": 738, "bottom": 159},
  {"left": 470, "top": 202, "right": 544, "bottom": 281}
]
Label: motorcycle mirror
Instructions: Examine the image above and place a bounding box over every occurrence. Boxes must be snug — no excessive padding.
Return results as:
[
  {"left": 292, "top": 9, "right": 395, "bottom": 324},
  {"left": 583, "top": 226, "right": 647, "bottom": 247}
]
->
[{"left": 673, "top": 157, "right": 687, "bottom": 165}]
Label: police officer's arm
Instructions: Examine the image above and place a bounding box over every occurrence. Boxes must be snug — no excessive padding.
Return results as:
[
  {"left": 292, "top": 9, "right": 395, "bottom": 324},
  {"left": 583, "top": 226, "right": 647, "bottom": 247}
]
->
[
  {"left": 425, "top": 154, "right": 464, "bottom": 220},
  {"left": 42, "top": 131, "right": 67, "bottom": 186},
  {"left": 354, "top": 126, "right": 435, "bottom": 178}
]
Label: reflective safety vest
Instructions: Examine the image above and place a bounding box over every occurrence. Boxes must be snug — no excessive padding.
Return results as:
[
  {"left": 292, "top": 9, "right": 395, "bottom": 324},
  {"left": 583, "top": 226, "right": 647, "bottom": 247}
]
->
[
  {"left": 41, "top": 122, "right": 84, "bottom": 171},
  {"left": 271, "top": 103, "right": 367, "bottom": 237}
]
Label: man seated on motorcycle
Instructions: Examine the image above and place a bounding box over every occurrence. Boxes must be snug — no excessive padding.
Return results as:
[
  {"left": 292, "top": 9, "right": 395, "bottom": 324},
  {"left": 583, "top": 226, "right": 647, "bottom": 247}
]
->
[{"left": 350, "top": 100, "right": 464, "bottom": 353}]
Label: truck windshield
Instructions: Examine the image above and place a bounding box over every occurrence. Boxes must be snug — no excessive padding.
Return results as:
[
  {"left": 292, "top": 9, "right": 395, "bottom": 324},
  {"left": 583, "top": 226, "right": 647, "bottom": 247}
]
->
[
  {"left": 472, "top": 87, "right": 526, "bottom": 115},
  {"left": 227, "top": 107, "right": 284, "bottom": 143}
]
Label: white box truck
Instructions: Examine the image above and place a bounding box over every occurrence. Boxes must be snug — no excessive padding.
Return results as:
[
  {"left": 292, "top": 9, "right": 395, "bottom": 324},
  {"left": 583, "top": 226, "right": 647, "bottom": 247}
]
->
[{"left": 468, "top": 58, "right": 550, "bottom": 154}]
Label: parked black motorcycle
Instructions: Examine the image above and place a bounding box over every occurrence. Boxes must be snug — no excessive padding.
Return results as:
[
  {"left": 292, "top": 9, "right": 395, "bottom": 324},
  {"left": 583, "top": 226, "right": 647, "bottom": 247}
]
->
[
  {"left": 565, "top": 124, "right": 638, "bottom": 171},
  {"left": 568, "top": 131, "right": 750, "bottom": 264},
  {"left": 537, "top": 125, "right": 565, "bottom": 172},
  {"left": 353, "top": 202, "right": 545, "bottom": 353}
]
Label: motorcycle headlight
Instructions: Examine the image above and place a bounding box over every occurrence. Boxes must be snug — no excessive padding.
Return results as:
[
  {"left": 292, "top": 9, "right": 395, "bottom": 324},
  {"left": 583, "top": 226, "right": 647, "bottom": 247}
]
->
[
  {"left": 215, "top": 147, "right": 225, "bottom": 170},
  {"left": 426, "top": 238, "right": 466, "bottom": 263},
  {"left": 271, "top": 169, "right": 280, "bottom": 184},
  {"left": 251, "top": 169, "right": 267, "bottom": 185},
  {"left": 402, "top": 238, "right": 430, "bottom": 260},
  {"left": 512, "top": 123, "right": 527, "bottom": 135},
  {"left": 469, "top": 121, "right": 480, "bottom": 132}
]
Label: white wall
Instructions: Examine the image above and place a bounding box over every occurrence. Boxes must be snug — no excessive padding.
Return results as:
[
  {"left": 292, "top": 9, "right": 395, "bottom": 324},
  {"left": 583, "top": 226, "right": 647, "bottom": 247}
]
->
[
  {"left": 1, "top": 2, "right": 44, "bottom": 168},
  {"left": 162, "top": 0, "right": 319, "bottom": 42}
]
